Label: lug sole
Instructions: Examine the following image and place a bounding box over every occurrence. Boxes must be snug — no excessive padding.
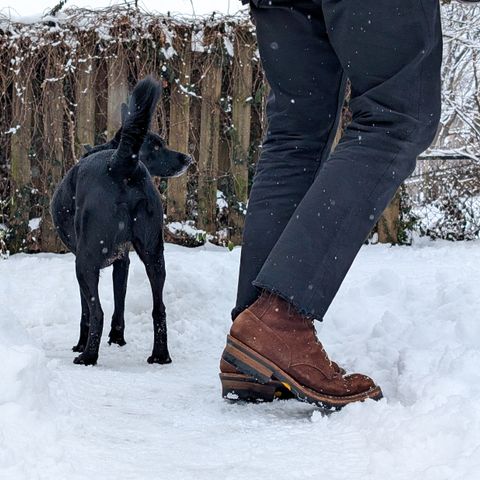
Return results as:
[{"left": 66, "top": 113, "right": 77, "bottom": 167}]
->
[
  {"left": 223, "top": 335, "right": 383, "bottom": 411},
  {"left": 220, "top": 373, "right": 292, "bottom": 402}
]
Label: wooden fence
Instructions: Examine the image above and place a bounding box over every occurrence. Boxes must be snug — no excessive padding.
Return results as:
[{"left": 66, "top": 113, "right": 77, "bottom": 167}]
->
[{"left": 0, "top": 9, "right": 270, "bottom": 253}]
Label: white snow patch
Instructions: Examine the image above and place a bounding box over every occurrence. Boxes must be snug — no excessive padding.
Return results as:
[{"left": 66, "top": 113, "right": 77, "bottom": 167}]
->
[
  {"left": 217, "top": 190, "right": 228, "bottom": 210},
  {"left": 191, "top": 28, "right": 205, "bottom": 53},
  {"left": 0, "top": 307, "right": 66, "bottom": 477},
  {"left": 4, "top": 125, "right": 20, "bottom": 135},
  {"left": 178, "top": 82, "right": 201, "bottom": 98},
  {"left": 167, "top": 220, "right": 206, "bottom": 238},
  {"left": 28, "top": 217, "right": 41, "bottom": 231}
]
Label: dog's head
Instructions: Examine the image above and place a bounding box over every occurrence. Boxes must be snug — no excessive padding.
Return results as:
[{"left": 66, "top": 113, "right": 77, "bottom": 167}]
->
[
  {"left": 123, "top": 103, "right": 192, "bottom": 178},
  {"left": 83, "top": 103, "right": 193, "bottom": 178},
  {"left": 138, "top": 132, "right": 193, "bottom": 178}
]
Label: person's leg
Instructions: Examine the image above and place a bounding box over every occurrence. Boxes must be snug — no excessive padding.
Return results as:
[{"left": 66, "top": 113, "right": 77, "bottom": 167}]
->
[
  {"left": 252, "top": 0, "right": 442, "bottom": 319},
  {"left": 223, "top": 0, "right": 441, "bottom": 408},
  {"left": 233, "top": 0, "right": 345, "bottom": 320}
]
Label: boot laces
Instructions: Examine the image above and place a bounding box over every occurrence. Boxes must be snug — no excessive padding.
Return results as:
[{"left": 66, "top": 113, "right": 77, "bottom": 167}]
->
[{"left": 311, "top": 320, "right": 336, "bottom": 374}]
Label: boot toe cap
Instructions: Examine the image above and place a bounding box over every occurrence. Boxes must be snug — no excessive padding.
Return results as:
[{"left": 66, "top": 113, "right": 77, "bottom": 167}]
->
[{"left": 344, "top": 373, "right": 378, "bottom": 395}]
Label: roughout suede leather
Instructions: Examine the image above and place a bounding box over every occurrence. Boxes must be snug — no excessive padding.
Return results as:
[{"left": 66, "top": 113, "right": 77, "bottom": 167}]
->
[{"left": 231, "top": 292, "right": 378, "bottom": 397}]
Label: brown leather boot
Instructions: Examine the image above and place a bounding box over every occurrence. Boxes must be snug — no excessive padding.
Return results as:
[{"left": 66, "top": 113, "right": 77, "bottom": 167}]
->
[
  {"left": 220, "top": 348, "right": 346, "bottom": 403},
  {"left": 222, "top": 292, "right": 383, "bottom": 410}
]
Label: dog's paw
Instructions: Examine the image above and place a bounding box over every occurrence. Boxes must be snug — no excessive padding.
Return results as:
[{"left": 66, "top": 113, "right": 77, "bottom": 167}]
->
[
  {"left": 72, "top": 344, "right": 85, "bottom": 353},
  {"left": 73, "top": 353, "right": 98, "bottom": 366},
  {"left": 147, "top": 354, "right": 172, "bottom": 365},
  {"left": 108, "top": 329, "right": 126, "bottom": 347}
]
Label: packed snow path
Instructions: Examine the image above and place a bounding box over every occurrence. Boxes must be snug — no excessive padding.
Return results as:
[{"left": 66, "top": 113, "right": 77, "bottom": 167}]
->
[{"left": 1, "top": 241, "right": 480, "bottom": 480}]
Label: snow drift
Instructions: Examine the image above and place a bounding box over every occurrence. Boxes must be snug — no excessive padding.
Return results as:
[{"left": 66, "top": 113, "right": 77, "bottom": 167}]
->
[{"left": 0, "top": 308, "right": 64, "bottom": 479}]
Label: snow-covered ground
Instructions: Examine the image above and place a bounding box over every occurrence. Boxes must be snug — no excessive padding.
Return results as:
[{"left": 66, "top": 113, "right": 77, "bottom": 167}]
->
[{"left": 1, "top": 241, "right": 480, "bottom": 479}]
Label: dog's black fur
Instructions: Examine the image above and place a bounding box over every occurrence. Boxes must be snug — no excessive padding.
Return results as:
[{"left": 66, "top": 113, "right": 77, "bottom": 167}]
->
[{"left": 51, "top": 76, "right": 191, "bottom": 366}]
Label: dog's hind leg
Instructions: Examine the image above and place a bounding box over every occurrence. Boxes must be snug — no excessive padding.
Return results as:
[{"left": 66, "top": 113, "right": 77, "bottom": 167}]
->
[
  {"left": 72, "top": 289, "right": 90, "bottom": 352},
  {"left": 135, "top": 248, "right": 171, "bottom": 365},
  {"left": 73, "top": 257, "right": 103, "bottom": 366},
  {"left": 108, "top": 254, "right": 129, "bottom": 347}
]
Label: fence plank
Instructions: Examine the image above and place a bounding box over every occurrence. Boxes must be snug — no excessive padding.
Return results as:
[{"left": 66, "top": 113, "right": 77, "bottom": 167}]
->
[
  {"left": 197, "top": 44, "right": 223, "bottom": 233},
  {"left": 230, "top": 30, "right": 254, "bottom": 243},
  {"left": 107, "top": 46, "right": 129, "bottom": 139},
  {"left": 75, "top": 57, "right": 96, "bottom": 158},
  {"left": 167, "top": 29, "right": 192, "bottom": 221},
  {"left": 40, "top": 51, "right": 66, "bottom": 252},
  {"left": 95, "top": 59, "right": 108, "bottom": 144},
  {"left": 9, "top": 59, "right": 33, "bottom": 252},
  {"left": 378, "top": 191, "right": 400, "bottom": 244}
]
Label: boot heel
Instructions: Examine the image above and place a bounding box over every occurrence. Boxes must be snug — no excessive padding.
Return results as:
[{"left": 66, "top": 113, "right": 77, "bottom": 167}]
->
[
  {"left": 223, "top": 335, "right": 274, "bottom": 384},
  {"left": 220, "top": 375, "right": 278, "bottom": 402}
]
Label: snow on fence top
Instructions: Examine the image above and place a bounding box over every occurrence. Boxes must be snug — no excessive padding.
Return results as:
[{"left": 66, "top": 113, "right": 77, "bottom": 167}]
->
[{"left": 0, "top": 6, "right": 251, "bottom": 49}]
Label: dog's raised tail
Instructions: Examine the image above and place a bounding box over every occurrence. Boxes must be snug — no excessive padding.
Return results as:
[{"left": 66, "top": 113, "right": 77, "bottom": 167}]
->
[{"left": 110, "top": 76, "right": 161, "bottom": 176}]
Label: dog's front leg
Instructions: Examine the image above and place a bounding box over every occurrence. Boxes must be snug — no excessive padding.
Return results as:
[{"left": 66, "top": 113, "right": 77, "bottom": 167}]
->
[
  {"left": 142, "top": 253, "right": 171, "bottom": 365},
  {"left": 73, "top": 258, "right": 103, "bottom": 366}
]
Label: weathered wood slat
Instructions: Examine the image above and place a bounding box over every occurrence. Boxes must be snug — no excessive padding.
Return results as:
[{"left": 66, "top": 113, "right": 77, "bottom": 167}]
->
[
  {"left": 378, "top": 191, "right": 401, "bottom": 244},
  {"left": 40, "top": 51, "right": 66, "bottom": 252},
  {"left": 167, "top": 29, "right": 192, "bottom": 221},
  {"left": 9, "top": 58, "right": 33, "bottom": 252},
  {"left": 95, "top": 59, "right": 109, "bottom": 144},
  {"left": 197, "top": 39, "right": 223, "bottom": 233},
  {"left": 107, "top": 46, "right": 129, "bottom": 139},
  {"left": 230, "top": 30, "right": 254, "bottom": 243},
  {"left": 75, "top": 57, "right": 96, "bottom": 158}
]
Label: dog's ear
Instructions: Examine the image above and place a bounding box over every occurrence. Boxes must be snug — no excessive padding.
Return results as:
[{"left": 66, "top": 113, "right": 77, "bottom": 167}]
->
[
  {"left": 83, "top": 144, "right": 93, "bottom": 153},
  {"left": 121, "top": 103, "right": 128, "bottom": 125}
]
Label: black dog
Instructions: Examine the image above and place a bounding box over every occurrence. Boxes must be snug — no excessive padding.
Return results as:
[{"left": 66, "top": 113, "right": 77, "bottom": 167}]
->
[{"left": 51, "top": 76, "right": 191, "bottom": 366}]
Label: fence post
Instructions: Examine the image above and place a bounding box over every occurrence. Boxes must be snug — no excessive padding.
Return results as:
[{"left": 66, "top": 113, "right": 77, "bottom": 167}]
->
[
  {"left": 230, "top": 29, "right": 254, "bottom": 244},
  {"left": 107, "top": 45, "right": 129, "bottom": 139},
  {"left": 40, "top": 51, "right": 66, "bottom": 252},
  {"left": 377, "top": 190, "right": 401, "bottom": 244},
  {"left": 9, "top": 58, "right": 33, "bottom": 252},
  {"left": 197, "top": 31, "right": 223, "bottom": 233},
  {"left": 75, "top": 56, "right": 96, "bottom": 158},
  {"left": 167, "top": 28, "right": 192, "bottom": 221}
]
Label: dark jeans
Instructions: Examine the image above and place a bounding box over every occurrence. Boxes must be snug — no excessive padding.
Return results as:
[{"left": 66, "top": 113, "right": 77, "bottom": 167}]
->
[{"left": 233, "top": 0, "right": 443, "bottom": 320}]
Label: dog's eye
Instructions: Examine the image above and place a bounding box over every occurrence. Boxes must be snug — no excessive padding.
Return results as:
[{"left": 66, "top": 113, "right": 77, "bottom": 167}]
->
[{"left": 154, "top": 145, "right": 160, "bottom": 151}]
